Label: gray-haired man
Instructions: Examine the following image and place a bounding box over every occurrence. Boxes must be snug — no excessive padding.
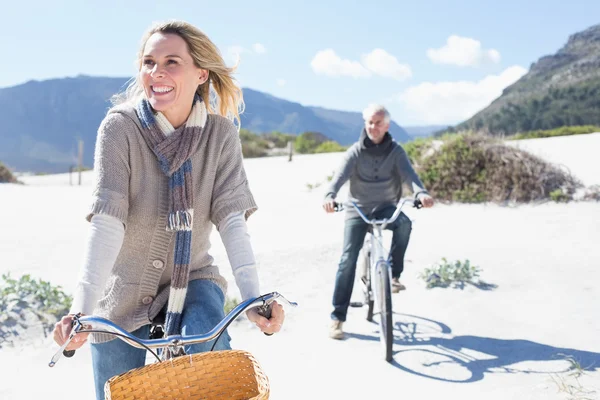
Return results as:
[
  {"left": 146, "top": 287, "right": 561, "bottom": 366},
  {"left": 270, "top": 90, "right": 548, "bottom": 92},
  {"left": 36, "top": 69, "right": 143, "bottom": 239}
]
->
[{"left": 323, "top": 104, "right": 434, "bottom": 340}]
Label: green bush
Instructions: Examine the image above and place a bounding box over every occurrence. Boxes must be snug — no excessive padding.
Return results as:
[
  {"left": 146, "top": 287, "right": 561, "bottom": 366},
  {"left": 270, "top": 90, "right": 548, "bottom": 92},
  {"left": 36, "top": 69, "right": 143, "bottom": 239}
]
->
[
  {"left": 419, "top": 258, "right": 481, "bottom": 289},
  {"left": 314, "top": 141, "right": 346, "bottom": 153},
  {"left": 0, "top": 161, "right": 18, "bottom": 183},
  {"left": 294, "top": 131, "right": 329, "bottom": 154},
  {"left": 0, "top": 273, "right": 72, "bottom": 316},
  {"left": 238, "top": 129, "right": 343, "bottom": 157},
  {"left": 583, "top": 185, "right": 600, "bottom": 201},
  {"left": 1, "top": 273, "right": 72, "bottom": 345},
  {"left": 550, "top": 189, "right": 570, "bottom": 203},
  {"left": 240, "top": 129, "right": 270, "bottom": 158},
  {"left": 242, "top": 141, "right": 269, "bottom": 158},
  {"left": 224, "top": 296, "right": 240, "bottom": 315},
  {"left": 262, "top": 131, "right": 296, "bottom": 148},
  {"left": 508, "top": 125, "right": 600, "bottom": 140},
  {"left": 413, "top": 133, "right": 582, "bottom": 203},
  {"left": 403, "top": 137, "right": 437, "bottom": 166}
]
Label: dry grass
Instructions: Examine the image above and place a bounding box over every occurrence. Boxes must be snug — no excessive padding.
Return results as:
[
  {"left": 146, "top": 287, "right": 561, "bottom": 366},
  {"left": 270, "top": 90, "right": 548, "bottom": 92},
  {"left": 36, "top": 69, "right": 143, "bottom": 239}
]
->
[
  {"left": 0, "top": 162, "right": 19, "bottom": 184},
  {"left": 413, "top": 133, "right": 583, "bottom": 203}
]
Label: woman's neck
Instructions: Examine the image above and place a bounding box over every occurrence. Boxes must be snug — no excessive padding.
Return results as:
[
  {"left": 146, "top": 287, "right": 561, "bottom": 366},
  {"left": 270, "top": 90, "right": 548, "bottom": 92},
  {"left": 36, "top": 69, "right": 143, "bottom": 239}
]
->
[{"left": 163, "top": 103, "right": 193, "bottom": 129}]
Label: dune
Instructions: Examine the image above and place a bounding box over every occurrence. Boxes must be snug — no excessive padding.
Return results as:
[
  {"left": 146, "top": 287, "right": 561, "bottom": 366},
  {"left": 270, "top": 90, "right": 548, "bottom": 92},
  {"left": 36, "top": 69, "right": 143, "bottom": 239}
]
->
[
  {"left": 505, "top": 132, "right": 600, "bottom": 187},
  {"left": 0, "top": 135, "right": 598, "bottom": 399}
]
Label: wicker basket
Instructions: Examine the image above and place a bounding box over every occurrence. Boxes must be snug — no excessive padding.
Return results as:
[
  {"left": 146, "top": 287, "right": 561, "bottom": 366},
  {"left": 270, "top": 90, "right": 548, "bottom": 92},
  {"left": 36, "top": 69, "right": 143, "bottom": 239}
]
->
[{"left": 104, "top": 350, "right": 270, "bottom": 400}]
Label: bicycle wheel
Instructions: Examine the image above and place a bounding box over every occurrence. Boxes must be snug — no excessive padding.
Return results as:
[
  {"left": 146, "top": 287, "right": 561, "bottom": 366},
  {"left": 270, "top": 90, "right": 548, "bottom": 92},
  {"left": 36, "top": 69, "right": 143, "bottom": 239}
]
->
[{"left": 374, "top": 261, "right": 393, "bottom": 362}]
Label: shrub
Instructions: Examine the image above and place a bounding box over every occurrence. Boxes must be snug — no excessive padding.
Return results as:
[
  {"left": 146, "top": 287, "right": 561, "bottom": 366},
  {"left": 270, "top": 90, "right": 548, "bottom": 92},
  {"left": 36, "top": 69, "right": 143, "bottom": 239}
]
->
[
  {"left": 0, "top": 161, "right": 18, "bottom": 183},
  {"left": 314, "top": 141, "right": 346, "bottom": 153},
  {"left": 419, "top": 258, "right": 481, "bottom": 289},
  {"left": 582, "top": 185, "right": 600, "bottom": 201},
  {"left": 1, "top": 273, "right": 72, "bottom": 346},
  {"left": 295, "top": 131, "right": 329, "bottom": 154},
  {"left": 508, "top": 125, "right": 600, "bottom": 140},
  {"left": 413, "top": 133, "right": 582, "bottom": 203},
  {"left": 224, "top": 296, "right": 239, "bottom": 315}
]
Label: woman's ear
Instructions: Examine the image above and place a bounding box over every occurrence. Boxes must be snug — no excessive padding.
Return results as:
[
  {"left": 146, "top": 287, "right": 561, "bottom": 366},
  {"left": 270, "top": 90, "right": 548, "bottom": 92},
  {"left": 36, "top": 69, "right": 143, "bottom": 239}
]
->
[{"left": 198, "top": 69, "right": 209, "bottom": 85}]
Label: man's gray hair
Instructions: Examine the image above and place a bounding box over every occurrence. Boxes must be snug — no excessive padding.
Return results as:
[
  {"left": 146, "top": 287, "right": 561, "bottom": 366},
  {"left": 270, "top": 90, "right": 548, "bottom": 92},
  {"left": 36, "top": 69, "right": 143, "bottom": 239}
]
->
[{"left": 362, "top": 104, "right": 391, "bottom": 123}]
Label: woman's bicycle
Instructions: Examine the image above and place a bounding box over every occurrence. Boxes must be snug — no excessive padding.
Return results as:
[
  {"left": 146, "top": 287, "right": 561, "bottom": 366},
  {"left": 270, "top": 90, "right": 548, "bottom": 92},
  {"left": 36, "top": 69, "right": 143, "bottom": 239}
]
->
[
  {"left": 49, "top": 292, "right": 298, "bottom": 400},
  {"left": 335, "top": 198, "right": 421, "bottom": 362}
]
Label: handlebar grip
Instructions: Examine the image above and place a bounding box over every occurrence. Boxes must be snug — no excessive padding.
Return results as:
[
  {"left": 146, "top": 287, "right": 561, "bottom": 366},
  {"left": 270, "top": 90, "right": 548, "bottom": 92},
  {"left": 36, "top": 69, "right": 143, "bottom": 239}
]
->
[
  {"left": 257, "top": 304, "right": 274, "bottom": 336},
  {"left": 63, "top": 349, "right": 76, "bottom": 358}
]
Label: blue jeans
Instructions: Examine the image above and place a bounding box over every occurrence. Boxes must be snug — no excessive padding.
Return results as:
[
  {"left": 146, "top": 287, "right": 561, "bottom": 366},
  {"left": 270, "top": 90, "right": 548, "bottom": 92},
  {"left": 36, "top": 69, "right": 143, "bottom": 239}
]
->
[
  {"left": 91, "top": 279, "right": 231, "bottom": 400},
  {"left": 331, "top": 206, "right": 412, "bottom": 322}
]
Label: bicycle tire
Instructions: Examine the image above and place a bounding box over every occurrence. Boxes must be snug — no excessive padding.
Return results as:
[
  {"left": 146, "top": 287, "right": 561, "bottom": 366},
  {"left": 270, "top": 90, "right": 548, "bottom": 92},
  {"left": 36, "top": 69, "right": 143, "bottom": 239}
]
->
[{"left": 375, "top": 261, "right": 393, "bottom": 362}]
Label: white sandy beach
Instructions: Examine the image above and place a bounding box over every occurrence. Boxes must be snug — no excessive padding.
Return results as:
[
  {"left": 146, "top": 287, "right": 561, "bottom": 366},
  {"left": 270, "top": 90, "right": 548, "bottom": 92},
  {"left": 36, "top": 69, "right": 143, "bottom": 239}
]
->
[{"left": 0, "top": 134, "right": 599, "bottom": 399}]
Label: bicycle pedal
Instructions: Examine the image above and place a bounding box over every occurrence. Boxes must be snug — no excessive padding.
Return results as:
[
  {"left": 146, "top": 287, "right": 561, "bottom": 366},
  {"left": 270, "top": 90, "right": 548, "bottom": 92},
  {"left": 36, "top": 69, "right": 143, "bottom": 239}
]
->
[{"left": 349, "top": 301, "right": 364, "bottom": 308}]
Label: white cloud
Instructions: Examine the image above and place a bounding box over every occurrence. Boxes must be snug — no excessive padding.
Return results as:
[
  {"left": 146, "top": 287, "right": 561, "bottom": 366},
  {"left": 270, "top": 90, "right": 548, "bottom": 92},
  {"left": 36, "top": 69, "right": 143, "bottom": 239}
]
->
[
  {"left": 227, "top": 43, "right": 266, "bottom": 62},
  {"left": 397, "top": 65, "right": 527, "bottom": 124},
  {"left": 276, "top": 78, "right": 286, "bottom": 86},
  {"left": 252, "top": 43, "right": 267, "bottom": 54},
  {"left": 311, "top": 48, "right": 411, "bottom": 80},
  {"left": 427, "top": 35, "right": 501, "bottom": 67},
  {"left": 227, "top": 45, "right": 247, "bottom": 62},
  {"left": 361, "top": 49, "right": 412, "bottom": 81},
  {"left": 310, "top": 49, "right": 371, "bottom": 78}
]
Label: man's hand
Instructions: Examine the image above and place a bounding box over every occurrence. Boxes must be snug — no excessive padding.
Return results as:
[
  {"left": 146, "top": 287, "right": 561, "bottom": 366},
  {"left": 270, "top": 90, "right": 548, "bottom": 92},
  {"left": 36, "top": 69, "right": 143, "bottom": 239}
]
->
[
  {"left": 246, "top": 301, "right": 285, "bottom": 335},
  {"left": 417, "top": 193, "right": 434, "bottom": 208},
  {"left": 323, "top": 197, "right": 336, "bottom": 213}
]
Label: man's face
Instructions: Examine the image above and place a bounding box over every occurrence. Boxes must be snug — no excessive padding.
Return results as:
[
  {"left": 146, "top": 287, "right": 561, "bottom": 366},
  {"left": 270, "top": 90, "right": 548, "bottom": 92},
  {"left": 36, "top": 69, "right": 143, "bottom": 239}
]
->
[{"left": 364, "top": 111, "right": 390, "bottom": 144}]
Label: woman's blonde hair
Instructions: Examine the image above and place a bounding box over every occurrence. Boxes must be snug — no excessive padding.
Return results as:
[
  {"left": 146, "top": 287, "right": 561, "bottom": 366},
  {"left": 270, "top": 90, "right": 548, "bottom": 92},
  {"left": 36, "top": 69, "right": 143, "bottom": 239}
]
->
[{"left": 114, "top": 20, "right": 244, "bottom": 127}]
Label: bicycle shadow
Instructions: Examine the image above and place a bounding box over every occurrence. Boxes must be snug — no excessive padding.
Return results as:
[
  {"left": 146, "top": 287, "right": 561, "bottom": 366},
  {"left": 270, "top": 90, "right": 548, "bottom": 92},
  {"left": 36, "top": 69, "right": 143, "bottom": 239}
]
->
[{"left": 389, "top": 313, "right": 600, "bottom": 383}]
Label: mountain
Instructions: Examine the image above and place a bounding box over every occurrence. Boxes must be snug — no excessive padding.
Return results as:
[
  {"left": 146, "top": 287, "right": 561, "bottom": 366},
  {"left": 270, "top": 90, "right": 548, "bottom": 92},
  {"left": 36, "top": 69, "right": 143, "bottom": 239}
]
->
[
  {"left": 0, "top": 76, "right": 410, "bottom": 173},
  {"left": 457, "top": 23, "right": 600, "bottom": 135},
  {"left": 403, "top": 125, "right": 448, "bottom": 138},
  {"left": 240, "top": 88, "right": 409, "bottom": 142}
]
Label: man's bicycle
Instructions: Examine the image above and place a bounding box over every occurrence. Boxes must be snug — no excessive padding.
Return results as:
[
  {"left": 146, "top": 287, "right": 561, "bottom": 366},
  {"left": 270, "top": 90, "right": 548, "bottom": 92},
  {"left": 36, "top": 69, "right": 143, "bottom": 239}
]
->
[
  {"left": 49, "top": 292, "right": 298, "bottom": 400},
  {"left": 335, "top": 198, "right": 421, "bottom": 362}
]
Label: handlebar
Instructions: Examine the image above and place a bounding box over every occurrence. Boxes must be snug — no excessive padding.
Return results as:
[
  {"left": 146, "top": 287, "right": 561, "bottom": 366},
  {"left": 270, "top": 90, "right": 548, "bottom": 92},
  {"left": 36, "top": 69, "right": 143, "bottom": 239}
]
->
[
  {"left": 333, "top": 197, "right": 422, "bottom": 228},
  {"left": 49, "top": 291, "right": 298, "bottom": 367}
]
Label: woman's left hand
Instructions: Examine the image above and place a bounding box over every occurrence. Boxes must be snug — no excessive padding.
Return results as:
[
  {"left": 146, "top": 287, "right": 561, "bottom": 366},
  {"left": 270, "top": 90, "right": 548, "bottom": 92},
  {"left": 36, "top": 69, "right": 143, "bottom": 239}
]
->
[{"left": 246, "top": 301, "right": 285, "bottom": 335}]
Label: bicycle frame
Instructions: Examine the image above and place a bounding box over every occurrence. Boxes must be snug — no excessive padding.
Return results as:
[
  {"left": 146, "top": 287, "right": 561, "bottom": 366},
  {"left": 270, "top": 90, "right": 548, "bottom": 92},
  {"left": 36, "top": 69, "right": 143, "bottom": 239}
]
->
[
  {"left": 352, "top": 198, "right": 417, "bottom": 282},
  {"left": 49, "top": 291, "right": 298, "bottom": 367},
  {"left": 337, "top": 197, "right": 420, "bottom": 361}
]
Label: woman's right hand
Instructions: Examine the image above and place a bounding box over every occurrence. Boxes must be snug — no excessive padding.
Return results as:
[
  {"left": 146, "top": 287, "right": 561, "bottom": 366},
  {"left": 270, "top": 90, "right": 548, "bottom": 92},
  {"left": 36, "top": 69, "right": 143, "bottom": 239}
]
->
[
  {"left": 53, "top": 314, "right": 89, "bottom": 351},
  {"left": 323, "top": 198, "right": 336, "bottom": 213}
]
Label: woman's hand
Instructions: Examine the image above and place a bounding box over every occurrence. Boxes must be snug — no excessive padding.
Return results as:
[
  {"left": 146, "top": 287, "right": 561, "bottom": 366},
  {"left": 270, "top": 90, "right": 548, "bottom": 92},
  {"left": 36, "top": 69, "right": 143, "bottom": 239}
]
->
[
  {"left": 53, "top": 314, "right": 89, "bottom": 351},
  {"left": 323, "top": 198, "right": 337, "bottom": 214},
  {"left": 246, "top": 301, "right": 285, "bottom": 335}
]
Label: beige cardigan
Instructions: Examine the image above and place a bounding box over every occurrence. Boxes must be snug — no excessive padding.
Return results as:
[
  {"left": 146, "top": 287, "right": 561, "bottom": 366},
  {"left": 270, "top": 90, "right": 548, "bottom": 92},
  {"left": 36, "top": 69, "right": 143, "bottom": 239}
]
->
[{"left": 87, "top": 104, "right": 257, "bottom": 342}]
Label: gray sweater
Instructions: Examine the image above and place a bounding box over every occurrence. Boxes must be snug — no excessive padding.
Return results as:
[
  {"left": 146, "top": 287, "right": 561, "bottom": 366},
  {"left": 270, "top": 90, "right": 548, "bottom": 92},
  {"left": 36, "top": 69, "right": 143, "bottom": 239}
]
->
[
  {"left": 86, "top": 104, "right": 257, "bottom": 343},
  {"left": 325, "top": 131, "right": 427, "bottom": 218}
]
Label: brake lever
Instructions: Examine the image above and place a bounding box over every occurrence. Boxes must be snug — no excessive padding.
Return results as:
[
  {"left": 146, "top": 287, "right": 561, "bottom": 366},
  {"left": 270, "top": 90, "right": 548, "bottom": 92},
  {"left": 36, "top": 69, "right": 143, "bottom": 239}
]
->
[{"left": 414, "top": 199, "right": 423, "bottom": 209}]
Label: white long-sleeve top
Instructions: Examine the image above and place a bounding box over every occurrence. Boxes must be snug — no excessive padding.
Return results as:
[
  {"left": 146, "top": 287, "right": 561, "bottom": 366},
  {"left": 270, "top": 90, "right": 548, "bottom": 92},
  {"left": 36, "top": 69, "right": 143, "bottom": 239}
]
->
[{"left": 70, "top": 211, "right": 259, "bottom": 315}]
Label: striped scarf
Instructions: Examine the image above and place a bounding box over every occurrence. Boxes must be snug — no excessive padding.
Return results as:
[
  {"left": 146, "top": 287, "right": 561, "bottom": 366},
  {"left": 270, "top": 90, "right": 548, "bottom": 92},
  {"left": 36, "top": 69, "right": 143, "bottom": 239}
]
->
[{"left": 136, "top": 95, "right": 207, "bottom": 336}]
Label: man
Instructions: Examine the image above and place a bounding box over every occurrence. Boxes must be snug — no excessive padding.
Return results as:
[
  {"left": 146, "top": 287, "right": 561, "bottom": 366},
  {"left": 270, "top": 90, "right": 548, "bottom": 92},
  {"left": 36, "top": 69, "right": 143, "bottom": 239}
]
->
[{"left": 323, "top": 104, "right": 434, "bottom": 340}]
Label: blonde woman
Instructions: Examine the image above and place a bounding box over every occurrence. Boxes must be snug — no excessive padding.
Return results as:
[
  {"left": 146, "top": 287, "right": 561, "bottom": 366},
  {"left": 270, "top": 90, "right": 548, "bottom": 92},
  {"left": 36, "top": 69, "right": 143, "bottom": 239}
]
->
[{"left": 52, "top": 20, "right": 285, "bottom": 399}]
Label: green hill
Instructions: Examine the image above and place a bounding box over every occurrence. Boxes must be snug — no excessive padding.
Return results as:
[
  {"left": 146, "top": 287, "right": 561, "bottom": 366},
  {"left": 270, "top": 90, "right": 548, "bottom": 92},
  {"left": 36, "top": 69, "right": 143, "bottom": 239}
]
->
[{"left": 456, "top": 23, "right": 600, "bottom": 135}]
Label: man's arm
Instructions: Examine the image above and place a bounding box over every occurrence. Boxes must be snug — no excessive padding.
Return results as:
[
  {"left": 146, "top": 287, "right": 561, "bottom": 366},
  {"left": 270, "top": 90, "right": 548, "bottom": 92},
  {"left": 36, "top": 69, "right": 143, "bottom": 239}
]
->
[
  {"left": 323, "top": 146, "right": 357, "bottom": 213},
  {"left": 324, "top": 146, "right": 357, "bottom": 200},
  {"left": 396, "top": 146, "right": 434, "bottom": 207}
]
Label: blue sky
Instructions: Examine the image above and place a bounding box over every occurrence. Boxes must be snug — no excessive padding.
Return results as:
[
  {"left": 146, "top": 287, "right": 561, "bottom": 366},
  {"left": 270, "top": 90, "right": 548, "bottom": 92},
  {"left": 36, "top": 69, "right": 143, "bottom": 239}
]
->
[{"left": 2, "top": 0, "right": 599, "bottom": 125}]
